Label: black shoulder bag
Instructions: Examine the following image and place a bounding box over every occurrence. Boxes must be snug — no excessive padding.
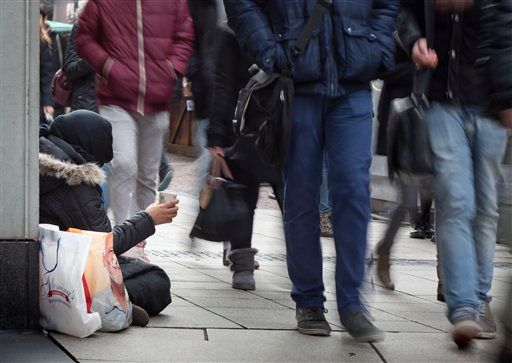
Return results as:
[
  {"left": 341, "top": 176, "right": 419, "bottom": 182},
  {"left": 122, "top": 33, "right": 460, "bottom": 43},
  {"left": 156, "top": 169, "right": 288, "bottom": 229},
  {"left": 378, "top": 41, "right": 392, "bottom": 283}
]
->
[
  {"left": 232, "top": 0, "right": 332, "bottom": 167},
  {"left": 387, "top": 1, "right": 435, "bottom": 185}
]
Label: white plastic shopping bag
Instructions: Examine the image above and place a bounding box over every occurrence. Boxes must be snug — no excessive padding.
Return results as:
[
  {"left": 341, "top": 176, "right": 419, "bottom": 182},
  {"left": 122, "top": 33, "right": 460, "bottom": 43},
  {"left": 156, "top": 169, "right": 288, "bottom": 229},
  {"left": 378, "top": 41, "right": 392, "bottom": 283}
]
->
[
  {"left": 39, "top": 224, "right": 102, "bottom": 338},
  {"left": 68, "top": 229, "right": 132, "bottom": 331}
]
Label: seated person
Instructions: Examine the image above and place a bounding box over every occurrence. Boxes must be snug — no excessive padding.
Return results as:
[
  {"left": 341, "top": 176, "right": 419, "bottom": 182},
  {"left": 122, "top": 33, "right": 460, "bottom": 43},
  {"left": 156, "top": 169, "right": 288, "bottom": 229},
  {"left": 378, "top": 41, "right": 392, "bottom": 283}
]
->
[{"left": 39, "top": 110, "right": 178, "bottom": 326}]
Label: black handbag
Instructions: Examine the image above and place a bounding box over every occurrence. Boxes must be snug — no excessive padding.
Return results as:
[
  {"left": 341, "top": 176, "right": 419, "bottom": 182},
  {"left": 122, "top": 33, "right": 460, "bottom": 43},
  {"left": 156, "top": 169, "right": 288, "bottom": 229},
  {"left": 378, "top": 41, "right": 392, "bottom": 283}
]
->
[
  {"left": 387, "top": 1, "right": 434, "bottom": 184},
  {"left": 189, "top": 153, "right": 251, "bottom": 242},
  {"left": 232, "top": 0, "right": 332, "bottom": 167}
]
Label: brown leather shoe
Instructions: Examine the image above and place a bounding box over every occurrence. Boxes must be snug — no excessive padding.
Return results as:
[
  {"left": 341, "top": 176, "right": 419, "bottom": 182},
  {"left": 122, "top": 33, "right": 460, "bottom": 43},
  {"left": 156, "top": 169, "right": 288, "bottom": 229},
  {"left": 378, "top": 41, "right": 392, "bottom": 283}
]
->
[{"left": 373, "top": 253, "right": 395, "bottom": 290}]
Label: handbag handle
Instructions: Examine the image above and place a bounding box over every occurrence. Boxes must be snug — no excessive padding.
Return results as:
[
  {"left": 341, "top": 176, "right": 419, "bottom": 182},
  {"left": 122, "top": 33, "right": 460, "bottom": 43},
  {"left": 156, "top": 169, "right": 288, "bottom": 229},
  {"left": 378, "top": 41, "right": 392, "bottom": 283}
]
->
[
  {"left": 210, "top": 152, "right": 233, "bottom": 181},
  {"left": 39, "top": 233, "right": 61, "bottom": 274}
]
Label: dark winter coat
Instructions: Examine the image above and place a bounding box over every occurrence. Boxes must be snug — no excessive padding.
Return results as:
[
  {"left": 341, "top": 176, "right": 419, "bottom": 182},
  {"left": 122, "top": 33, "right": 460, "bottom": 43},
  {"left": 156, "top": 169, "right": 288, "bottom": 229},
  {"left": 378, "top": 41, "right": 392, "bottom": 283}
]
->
[
  {"left": 76, "top": 0, "right": 195, "bottom": 115},
  {"left": 63, "top": 23, "right": 97, "bottom": 112},
  {"left": 224, "top": 0, "right": 400, "bottom": 97},
  {"left": 40, "top": 39, "right": 54, "bottom": 123},
  {"left": 187, "top": 0, "right": 219, "bottom": 119},
  {"left": 207, "top": 27, "right": 253, "bottom": 148},
  {"left": 397, "top": 0, "right": 512, "bottom": 114}
]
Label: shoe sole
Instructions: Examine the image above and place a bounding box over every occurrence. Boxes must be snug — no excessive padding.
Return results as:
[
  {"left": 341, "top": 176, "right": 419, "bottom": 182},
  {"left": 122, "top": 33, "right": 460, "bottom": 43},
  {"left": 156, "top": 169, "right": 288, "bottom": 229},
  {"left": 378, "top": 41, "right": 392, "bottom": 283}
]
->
[
  {"left": 452, "top": 321, "right": 482, "bottom": 349},
  {"left": 353, "top": 332, "right": 385, "bottom": 343},
  {"left": 232, "top": 283, "right": 255, "bottom": 290},
  {"left": 297, "top": 327, "right": 331, "bottom": 336},
  {"left": 475, "top": 331, "right": 497, "bottom": 339}
]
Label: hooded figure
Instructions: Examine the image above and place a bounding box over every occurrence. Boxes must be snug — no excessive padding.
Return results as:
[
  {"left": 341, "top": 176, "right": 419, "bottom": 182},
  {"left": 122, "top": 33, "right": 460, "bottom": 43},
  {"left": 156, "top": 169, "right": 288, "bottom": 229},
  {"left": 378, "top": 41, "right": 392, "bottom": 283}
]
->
[{"left": 39, "top": 110, "right": 172, "bottom": 318}]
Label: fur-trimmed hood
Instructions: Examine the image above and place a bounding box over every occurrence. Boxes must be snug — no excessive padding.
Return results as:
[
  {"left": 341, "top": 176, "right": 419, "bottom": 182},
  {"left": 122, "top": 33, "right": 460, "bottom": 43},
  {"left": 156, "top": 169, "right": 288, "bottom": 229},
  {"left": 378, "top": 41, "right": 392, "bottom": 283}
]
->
[{"left": 39, "top": 153, "right": 105, "bottom": 186}]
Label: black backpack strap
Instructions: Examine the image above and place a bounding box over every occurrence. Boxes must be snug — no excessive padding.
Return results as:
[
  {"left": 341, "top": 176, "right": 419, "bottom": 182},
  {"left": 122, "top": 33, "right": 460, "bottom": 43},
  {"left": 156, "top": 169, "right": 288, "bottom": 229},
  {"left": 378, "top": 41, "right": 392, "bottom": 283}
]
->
[{"left": 293, "top": 0, "right": 332, "bottom": 55}]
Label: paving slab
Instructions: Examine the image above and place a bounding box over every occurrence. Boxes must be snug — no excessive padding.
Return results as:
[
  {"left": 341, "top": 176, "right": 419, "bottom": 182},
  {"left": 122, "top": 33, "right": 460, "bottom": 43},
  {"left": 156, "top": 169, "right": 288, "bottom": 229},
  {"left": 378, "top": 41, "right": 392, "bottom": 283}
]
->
[
  {"left": 206, "top": 329, "right": 382, "bottom": 363},
  {"left": 373, "top": 332, "right": 501, "bottom": 362},
  {"left": 207, "top": 307, "right": 298, "bottom": 330},
  {"left": 0, "top": 330, "right": 72, "bottom": 362},
  {"left": 50, "top": 328, "right": 207, "bottom": 362},
  {"left": 147, "top": 306, "right": 242, "bottom": 329}
]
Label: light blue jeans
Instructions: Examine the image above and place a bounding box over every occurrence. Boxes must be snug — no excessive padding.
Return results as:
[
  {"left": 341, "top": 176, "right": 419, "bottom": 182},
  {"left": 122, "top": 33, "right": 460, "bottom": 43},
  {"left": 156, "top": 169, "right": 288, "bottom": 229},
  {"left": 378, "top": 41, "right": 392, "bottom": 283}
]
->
[{"left": 426, "top": 103, "right": 507, "bottom": 322}]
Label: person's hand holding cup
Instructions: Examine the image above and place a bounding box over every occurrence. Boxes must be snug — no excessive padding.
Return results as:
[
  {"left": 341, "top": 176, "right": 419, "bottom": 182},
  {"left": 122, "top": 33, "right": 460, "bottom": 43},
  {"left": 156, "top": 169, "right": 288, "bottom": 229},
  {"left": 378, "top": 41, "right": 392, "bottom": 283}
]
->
[{"left": 146, "top": 192, "right": 179, "bottom": 225}]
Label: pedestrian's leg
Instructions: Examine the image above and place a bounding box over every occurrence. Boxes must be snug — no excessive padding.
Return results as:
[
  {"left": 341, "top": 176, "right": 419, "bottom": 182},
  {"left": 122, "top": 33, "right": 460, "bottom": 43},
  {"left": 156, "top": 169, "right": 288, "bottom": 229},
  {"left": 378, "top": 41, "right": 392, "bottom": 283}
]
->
[
  {"left": 227, "top": 179, "right": 259, "bottom": 290},
  {"left": 374, "top": 181, "right": 417, "bottom": 290},
  {"left": 376, "top": 181, "right": 417, "bottom": 256},
  {"left": 283, "top": 94, "right": 330, "bottom": 336},
  {"left": 325, "top": 89, "right": 383, "bottom": 342},
  {"left": 135, "top": 111, "right": 169, "bottom": 212},
  {"left": 426, "top": 103, "right": 481, "bottom": 347},
  {"left": 471, "top": 113, "right": 507, "bottom": 338},
  {"left": 282, "top": 94, "right": 325, "bottom": 308},
  {"left": 99, "top": 106, "right": 138, "bottom": 225},
  {"left": 325, "top": 89, "right": 372, "bottom": 313}
]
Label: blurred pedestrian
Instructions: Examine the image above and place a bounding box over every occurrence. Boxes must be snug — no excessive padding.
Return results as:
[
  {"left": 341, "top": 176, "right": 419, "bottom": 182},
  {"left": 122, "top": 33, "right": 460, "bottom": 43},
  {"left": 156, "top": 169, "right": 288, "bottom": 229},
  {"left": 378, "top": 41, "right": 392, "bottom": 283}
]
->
[
  {"left": 39, "top": 6, "right": 54, "bottom": 125},
  {"left": 63, "top": 21, "right": 97, "bottom": 113},
  {"left": 76, "top": 0, "right": 194, "bottom": 260},
  {"left": 225, "top": 0, "right": 399, "bottom": 342},
  {"left": 373, "top": 36, "right": 435, "bottom": 290},
  {"left": 398, "top": 0, "right": 511, "bottom": 348},
  {"left": 204, "top": 26, "right": 284, "bottom": 290}
]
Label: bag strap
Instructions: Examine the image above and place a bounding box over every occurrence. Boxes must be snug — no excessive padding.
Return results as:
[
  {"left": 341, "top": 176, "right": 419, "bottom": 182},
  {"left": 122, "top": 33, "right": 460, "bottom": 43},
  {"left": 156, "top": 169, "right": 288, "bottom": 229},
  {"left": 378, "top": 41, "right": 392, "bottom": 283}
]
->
[
  {"left": 39, "top": 234, "right": 61, "bottom": 274},
  {"left": 413, "top": 0, "right": 435, "bottom": 98},
  {"left": 293, "top": 0, "right": 332, "bottom": 55}
]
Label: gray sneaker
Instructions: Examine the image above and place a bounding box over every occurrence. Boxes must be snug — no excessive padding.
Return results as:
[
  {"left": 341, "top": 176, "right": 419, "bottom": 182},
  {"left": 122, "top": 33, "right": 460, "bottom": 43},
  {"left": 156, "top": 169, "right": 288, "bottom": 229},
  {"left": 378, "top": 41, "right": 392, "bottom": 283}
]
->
[
  {"left": 340, "top": 309, "right": 385, "bottom": 343},
  {"left": 296, "top": 307, "right": 332, "bottom": 336},
  {"left": 476, "top": 302, "right": 497, "bottom": 339},
  {"left": 451, "top": 308, "right": 482, "bottom": 349}
]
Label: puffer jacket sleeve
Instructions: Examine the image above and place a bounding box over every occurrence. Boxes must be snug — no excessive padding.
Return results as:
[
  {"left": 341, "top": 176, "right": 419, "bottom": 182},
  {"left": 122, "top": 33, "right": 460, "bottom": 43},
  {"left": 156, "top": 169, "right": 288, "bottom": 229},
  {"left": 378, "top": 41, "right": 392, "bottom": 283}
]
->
[
  {"left": 112, "top": 212, "right": 156, "bottom": 256},
  {"left": 167, "top": 0, "right": 195, "bottom": 78},
  {"left": 480, "top": 0, "right": 512, "bottom": 112},
  {"left": 224, "top": 0, "right": 287, "bottom": 73},
  {"left": 370, "top": 0, "right": 402, "bottom": 73},
  {"left": 63, "top": 23, "right": 94, "bottom": 81},
  {"left": 75, "top": 0, "right": 111, "bottom": 76}
]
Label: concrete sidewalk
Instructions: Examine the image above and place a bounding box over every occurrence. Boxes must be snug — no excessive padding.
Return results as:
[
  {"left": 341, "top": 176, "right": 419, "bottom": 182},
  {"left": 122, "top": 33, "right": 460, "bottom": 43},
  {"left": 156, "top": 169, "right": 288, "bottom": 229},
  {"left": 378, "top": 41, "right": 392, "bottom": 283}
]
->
[{"left": 50, "top": 194, "right": 511, "bottom": 362}]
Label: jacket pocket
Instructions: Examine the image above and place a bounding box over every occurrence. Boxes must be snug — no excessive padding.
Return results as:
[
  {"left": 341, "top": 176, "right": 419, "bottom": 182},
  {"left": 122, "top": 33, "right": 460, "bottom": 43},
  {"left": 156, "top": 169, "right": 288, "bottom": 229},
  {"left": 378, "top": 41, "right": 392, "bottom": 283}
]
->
[
  {"left": 335, "top": 18, "right": 382, "bottom": 83},
  {"left": 274, "top": 24, "right": 322, "bottom": 83}
]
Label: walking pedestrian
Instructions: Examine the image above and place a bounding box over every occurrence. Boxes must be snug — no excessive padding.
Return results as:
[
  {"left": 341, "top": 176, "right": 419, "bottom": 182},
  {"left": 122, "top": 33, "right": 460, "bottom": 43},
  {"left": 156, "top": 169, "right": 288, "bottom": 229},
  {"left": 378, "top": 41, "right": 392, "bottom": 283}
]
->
[
  {"left": 398, "top": 0, "right": 511, "bottom": 348},
  {"left": 225, "top": 0, "right": 399, "bottom": 342},
  {"left": 199, "top": 26, "right": 284, "bottom": 290},
  {"left": 63, "top": 21, "right": 97, "bottom": 113},
  {"left": 76, "top": 0, "right": 194, "bottom": 259},
  {"left": 373, "top": 39, "right": 435, "bottom": 290}
]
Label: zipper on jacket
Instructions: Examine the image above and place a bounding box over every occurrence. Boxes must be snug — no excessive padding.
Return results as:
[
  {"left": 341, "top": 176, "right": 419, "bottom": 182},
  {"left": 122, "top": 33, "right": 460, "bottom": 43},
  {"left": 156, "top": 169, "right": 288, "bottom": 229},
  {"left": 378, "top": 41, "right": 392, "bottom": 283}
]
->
[{"left": 136, "top": 0, "right": 147, "bottom": 115}]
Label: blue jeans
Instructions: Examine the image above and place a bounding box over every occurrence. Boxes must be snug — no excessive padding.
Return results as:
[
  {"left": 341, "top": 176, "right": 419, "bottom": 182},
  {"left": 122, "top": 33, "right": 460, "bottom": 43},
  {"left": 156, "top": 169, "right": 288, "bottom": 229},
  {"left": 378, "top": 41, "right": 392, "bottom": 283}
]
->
[
  {"left": 426, "top": 103, "right": 507, "bottom": 322},
  {"left": 283, "top": 90, "right": 373, "bottom": 314}
]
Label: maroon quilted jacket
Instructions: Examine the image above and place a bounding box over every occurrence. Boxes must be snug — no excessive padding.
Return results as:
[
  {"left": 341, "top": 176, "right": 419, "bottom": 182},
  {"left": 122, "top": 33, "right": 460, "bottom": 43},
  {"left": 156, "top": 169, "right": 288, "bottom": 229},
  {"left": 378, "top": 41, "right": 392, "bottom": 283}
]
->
[{"left": 76, "top": 0, "right": 194, "bottom": 115}]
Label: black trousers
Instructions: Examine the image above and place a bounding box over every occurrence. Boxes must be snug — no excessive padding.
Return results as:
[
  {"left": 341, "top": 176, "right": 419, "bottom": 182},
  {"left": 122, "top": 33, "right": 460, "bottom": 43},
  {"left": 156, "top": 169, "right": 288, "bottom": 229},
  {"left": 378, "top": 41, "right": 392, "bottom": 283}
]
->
[
  {"left": 224, "top": 138, "right": 284, "bottom": 250},
  {"left": 119, "top": 257, "right": 172, "bottom": 316}
]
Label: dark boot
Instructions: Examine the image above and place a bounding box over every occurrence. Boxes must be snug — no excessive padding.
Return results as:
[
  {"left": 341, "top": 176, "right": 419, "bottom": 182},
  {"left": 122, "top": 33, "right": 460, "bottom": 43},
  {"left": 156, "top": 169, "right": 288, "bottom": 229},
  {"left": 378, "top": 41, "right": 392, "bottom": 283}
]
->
[
  {"left": 373, "top": 252, "right": 395, "bottom": 290},
  {"left": 228, "top": 248, "right": 258, "bottom": 290}
]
